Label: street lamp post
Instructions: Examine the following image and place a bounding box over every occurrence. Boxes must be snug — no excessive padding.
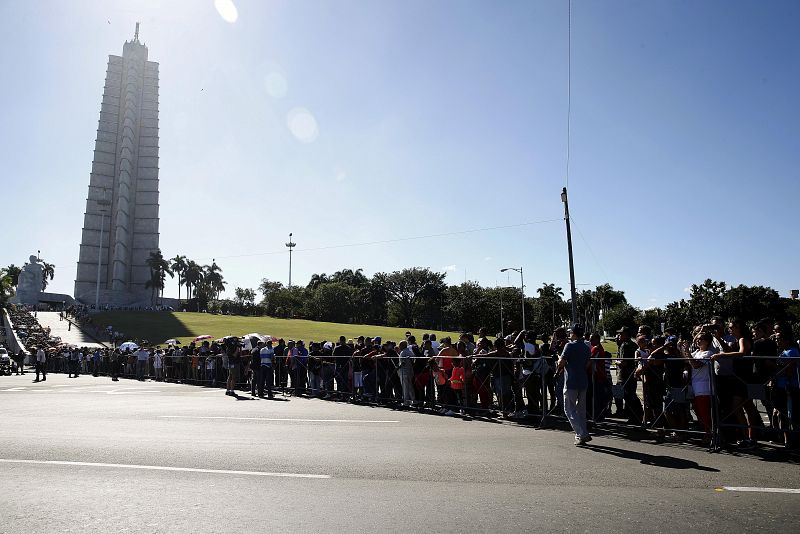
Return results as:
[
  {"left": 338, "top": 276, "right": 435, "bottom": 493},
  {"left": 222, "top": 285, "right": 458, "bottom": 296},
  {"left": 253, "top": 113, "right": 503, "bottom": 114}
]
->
[
  {"left": 285, "top": 232, "right": 296, "bottom": 289},
  {"left": 561, "top": 187, "right": 578, "bottom": 324},
  {"left": 95, "top": 192, "right": 111, "bottom": 309},
  {"left": 500, "top": 267, "right": 525, "bottom": 332}
]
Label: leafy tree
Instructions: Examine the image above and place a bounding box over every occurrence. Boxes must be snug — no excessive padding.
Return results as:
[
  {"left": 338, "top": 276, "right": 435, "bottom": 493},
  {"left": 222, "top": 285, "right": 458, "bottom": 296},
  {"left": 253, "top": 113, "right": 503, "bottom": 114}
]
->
[
  {"left": 4, "top": 265, "right": 21, "bottom": 287},
  {"left": 443, "top": 282, "right": 486, "bottom": 333},
  {"left": 686, "top": 279, "right": 727, "bottom": 324},
  {"left": 663, "top": 300, "right": 691, "bottom": 334},
  {"left": 599, "top": 303, "right": 639, "bottom": 335},
  {"left": 307, "top": 282, "right": 357, "bottom": 323},
  {"left": 381, "top": 268, "right": 446, "bottom": 327},
  {"left": 0, "top": 268, "right": 14, "bottom": 306},
  {"left": 722, "top": 284, "right": 784, "bottom": 323}
]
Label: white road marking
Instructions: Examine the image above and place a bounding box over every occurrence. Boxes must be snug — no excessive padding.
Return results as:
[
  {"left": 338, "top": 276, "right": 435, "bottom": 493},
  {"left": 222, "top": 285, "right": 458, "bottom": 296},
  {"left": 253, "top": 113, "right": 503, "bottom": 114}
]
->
[
  {"left": 159, "top": 415, "right": 400, "bottom": 423},
  {"left": 722, "top": 486, "right": 800, "bottom": 494},
  {"left": 1, "top": 387, "right": 27, "bottom": 391},
  {"left": 0, "top": 459, "right": 329, "bottom": 479}
]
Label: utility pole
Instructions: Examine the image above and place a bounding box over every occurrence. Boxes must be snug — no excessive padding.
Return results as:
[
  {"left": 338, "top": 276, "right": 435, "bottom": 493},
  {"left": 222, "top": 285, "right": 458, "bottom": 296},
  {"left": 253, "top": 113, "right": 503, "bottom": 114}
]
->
[
  {"left": 561, "top": 187, "right": 578, "bottom": 324},
  {"left": 285, "top": 232, "right": 296, "bottom": 289}
]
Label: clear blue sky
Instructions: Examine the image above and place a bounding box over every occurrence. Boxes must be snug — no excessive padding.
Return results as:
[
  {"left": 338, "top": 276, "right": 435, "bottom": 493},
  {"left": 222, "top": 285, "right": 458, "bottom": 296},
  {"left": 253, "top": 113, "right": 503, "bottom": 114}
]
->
[{"left": 2, "top": 0, "right": 798, "bottom": 308}]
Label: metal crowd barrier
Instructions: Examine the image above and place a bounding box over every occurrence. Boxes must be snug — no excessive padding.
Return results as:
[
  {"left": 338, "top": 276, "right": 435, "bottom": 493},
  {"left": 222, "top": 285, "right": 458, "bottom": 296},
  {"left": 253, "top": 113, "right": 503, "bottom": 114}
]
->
[{"left": 29, "top": 348, "right": 800, "bottom": 452}]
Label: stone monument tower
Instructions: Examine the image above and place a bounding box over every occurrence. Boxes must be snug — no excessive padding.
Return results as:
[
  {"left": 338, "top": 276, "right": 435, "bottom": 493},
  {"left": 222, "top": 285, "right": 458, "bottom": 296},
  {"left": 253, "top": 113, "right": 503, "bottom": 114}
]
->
[{"left": 74, "top": 24, "right": 160, "bottom": 306}]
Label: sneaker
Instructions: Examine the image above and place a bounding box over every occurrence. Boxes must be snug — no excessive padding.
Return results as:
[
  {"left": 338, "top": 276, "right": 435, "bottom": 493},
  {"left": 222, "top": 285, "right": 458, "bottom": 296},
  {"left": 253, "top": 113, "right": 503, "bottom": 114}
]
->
[
  {"left": 574, "top": 436, "right": 584, "bottom": 446},
  {"left": 583, "top": 435, "right": 592, "bottom": 444},
  {"left": 737, "top": 439, "right": 756, "bottom": 450}
]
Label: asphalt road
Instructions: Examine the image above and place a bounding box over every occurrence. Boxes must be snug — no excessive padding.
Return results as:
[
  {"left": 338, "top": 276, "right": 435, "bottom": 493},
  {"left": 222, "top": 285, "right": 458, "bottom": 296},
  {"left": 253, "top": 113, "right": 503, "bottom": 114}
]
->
[{"left": 1, "top": 373, "right": 798, "bottom": 533}]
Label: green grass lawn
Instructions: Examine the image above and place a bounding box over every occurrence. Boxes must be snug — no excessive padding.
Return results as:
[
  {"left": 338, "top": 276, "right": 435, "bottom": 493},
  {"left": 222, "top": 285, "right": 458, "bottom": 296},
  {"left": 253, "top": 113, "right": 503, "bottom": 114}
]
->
[{"left": 92, "top": 312, "right": 465, "bottom": 346}]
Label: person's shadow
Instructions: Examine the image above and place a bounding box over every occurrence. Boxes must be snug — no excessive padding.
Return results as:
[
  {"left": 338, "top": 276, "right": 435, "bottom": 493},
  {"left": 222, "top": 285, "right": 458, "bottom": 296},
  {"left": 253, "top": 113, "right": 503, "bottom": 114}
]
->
[{"left": 585, "top": 444, "right": 719, "bottom": 472}]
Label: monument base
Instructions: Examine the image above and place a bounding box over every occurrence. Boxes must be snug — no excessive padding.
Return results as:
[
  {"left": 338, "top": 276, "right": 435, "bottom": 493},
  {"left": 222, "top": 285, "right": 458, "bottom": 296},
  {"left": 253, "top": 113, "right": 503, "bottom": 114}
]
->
[
  {"left": 74, "top": 283, "right": 159, "bottom": 308},
  {"left": 10, "top": 291, "right": 77, "bottom": 307}
]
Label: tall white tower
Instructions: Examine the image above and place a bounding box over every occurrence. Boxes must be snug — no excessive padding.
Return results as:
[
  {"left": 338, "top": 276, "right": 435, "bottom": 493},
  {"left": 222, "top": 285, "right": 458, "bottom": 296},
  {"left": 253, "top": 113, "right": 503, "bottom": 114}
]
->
[{"left": 75, "top": 24, "right": 160, "bottom": 306}]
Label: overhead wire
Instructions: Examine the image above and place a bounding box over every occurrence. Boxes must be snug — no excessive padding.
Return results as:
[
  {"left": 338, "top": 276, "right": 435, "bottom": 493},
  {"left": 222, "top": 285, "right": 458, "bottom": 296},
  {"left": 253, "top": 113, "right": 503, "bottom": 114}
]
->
[{"left": 195, "top": 218, "right": 563, "bottom": 261}]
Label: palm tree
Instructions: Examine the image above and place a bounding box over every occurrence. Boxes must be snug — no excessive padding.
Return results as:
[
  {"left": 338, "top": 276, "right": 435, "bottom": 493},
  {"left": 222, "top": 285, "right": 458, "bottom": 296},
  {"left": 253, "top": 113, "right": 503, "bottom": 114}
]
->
[
  {"left": 170, "top": 255, "right": 188, "bottom": 301},
  {"left": 307, "top": 273, "right": 330, "bottom": 290},
  {"left": 203, "top": 262, "right": 226, "bottom": 300},
  {"left": 145, "top": 249, "right": 173, "bottom": 306},
  {"left": 184, "top": 260, "right": 203, "bottom": 300},
  {"left": 41, "top": 261, "right": 55, "bottom": 291},
  {"left": 537, "top": 283, "right": 564, "bottom": 331}
]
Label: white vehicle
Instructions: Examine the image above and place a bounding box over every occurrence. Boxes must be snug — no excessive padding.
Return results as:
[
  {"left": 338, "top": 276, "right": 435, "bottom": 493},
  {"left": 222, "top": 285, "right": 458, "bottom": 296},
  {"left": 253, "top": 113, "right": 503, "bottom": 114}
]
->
[{"left": 0, "top": 348, "right": 11, "bottom": 375}]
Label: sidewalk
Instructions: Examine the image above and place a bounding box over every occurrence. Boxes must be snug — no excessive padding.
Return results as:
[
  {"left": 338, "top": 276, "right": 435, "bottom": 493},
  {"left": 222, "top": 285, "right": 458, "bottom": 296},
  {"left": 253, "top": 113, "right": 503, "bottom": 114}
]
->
[{"left": 35, "top": 312, "right": 105, "bottom": 348}]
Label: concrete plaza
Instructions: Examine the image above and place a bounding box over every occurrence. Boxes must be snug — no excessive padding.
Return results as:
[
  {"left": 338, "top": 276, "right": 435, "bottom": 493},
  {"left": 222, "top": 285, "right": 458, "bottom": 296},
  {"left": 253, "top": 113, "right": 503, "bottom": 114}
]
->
[{"left": 1, "top": 373, "right": 798, "bottom": 533}]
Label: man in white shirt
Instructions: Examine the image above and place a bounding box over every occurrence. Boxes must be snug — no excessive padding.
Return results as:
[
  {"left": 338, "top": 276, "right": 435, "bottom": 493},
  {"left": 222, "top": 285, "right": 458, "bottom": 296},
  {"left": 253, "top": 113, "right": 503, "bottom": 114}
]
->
[
  {"left": 34, "top": 346, "right": 47, "bottom": 382},
  {"left": 69, "top": 349, "right": 81, "bottom": 378},
  {"left": 258, "top": 340, "right": 275, "bottom": 398},
  {"left": 153, "top": 349, "right": 164, "bottom": 381},
  {"left": 134, "top": 347, "right": 150, "bottom": 381}
]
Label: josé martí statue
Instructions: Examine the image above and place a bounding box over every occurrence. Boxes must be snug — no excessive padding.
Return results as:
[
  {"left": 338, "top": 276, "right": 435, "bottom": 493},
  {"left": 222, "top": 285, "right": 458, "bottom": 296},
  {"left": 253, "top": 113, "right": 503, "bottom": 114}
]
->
[{"left": 13, "top": 255, "right": 44, "bottom": 304}]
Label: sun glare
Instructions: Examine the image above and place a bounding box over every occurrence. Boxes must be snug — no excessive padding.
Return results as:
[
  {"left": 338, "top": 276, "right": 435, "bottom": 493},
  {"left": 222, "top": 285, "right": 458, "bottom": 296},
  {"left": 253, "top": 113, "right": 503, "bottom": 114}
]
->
[{"left": 214, "top": 0, "right": 239, "bottom": 23}]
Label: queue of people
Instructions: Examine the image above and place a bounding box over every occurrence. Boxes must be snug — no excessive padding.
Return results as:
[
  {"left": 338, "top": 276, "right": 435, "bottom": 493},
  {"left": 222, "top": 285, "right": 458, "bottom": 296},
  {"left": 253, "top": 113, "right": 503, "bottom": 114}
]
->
[{"left": 7, "top": 312, "right": 799, "bottom": 451}]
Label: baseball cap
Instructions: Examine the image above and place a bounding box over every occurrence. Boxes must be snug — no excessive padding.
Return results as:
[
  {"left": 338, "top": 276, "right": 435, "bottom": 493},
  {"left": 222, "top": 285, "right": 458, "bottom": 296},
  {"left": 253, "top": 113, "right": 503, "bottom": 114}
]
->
[{"left": 569, "top": 324, "right": 585, "bottom": 335}]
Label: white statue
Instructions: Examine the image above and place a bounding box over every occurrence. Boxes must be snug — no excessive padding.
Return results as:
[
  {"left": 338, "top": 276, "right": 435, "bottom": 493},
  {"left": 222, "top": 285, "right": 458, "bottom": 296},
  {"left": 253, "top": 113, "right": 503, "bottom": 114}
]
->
[{"left": 16, "top": 255, "right": 44, "bottom": 297}]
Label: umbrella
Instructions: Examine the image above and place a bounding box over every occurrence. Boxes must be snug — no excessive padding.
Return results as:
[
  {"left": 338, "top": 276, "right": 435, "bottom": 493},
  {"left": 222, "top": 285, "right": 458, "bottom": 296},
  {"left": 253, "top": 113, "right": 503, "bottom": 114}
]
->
[
  {"left": 193, "top": 335, "right": 213, "bottom": 342},
  {"left": 243, "top": 333, "right": 267, "bottom": 343},
  {"left": 119, "top": 341, "right": 139, "bottom": 351},
  {"left": 165, "top": 339, "right": 182, "bottom": 345}
]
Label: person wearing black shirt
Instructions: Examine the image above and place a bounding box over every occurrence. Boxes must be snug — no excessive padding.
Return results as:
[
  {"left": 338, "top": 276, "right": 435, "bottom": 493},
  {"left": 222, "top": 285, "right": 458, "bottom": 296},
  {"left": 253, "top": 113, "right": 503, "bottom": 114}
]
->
[
  {"left": 332, "top": 336, "right": 353, "bottom": 399},
  {"left": 250, "top": 343, "right": 261, "bottom": 396},
  {"left": 616, "top": 326, "right": 643, "bottom": 423},
  {"left": 645, "top": 336, "right": 689, "bottom": 439},
  {"left": 320, "top": 342, "right": 336, "bottom": 398},
  {"left": 752, "top": 321, "right": 778, "bottom": 429},
  {"left": 273, "top": 339, "right": 286, "bottom": 391}
]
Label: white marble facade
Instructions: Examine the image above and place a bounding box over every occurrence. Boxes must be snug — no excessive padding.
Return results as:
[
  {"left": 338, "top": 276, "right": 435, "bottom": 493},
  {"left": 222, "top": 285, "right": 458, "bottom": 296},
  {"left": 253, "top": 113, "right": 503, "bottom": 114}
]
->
[{"left": 75, "top": 27, "right": 160, "bottom": 306}]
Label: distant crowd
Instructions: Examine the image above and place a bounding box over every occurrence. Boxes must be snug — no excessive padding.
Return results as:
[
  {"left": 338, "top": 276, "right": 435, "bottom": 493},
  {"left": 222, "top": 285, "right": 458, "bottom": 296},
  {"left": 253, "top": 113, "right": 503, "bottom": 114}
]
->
[{"left": 5, "top": 307, "right": 798, "bottom": 451}]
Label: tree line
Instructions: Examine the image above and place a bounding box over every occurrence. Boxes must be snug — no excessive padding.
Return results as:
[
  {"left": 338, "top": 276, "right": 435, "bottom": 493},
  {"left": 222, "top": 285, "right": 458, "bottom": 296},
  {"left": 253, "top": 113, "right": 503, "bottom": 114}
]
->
[{"left": 3, "top": 255, "right": 798, "bottom": 338}]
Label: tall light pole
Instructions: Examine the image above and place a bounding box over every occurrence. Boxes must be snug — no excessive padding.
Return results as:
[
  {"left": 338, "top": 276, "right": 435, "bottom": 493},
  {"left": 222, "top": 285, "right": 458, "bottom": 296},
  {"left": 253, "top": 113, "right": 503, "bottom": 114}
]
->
[
  {"left": 561, "top": 187, "right": 578, "bottom": 324},
  {"left": 285, "top": 232, "right": 296, "bottom": 289},
  {"left": 95, "top": 191, "right": 111, "bottom": 309},
  {"left": 500, "top": 267, "right": 525, "bottom": 332}
]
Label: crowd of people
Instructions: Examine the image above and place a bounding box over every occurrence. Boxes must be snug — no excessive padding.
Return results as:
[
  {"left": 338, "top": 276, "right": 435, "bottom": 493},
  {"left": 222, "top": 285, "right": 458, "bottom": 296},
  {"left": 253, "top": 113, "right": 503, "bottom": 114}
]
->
[{"left": 4, "top": 307, "right": 798, "bottom": 451}]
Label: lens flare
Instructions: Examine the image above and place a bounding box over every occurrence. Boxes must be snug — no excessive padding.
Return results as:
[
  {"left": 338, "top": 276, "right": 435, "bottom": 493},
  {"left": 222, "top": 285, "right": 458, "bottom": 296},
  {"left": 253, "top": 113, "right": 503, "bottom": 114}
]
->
[
  {"left": 214, "top": 0, "right": 239, "bottom": 23},
  {"left": 287, "top": 108, "right": 318, "bottom": 143},
  {"left": 264, "top": 72, "right": 288, "bottom": 98}
]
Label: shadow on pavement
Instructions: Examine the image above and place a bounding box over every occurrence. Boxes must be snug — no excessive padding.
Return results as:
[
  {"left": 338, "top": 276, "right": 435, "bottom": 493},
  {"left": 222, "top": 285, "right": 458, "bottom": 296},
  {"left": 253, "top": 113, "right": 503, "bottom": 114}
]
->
[{"left": 585, "top": 444, "right": 720, "bottom": 471}]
